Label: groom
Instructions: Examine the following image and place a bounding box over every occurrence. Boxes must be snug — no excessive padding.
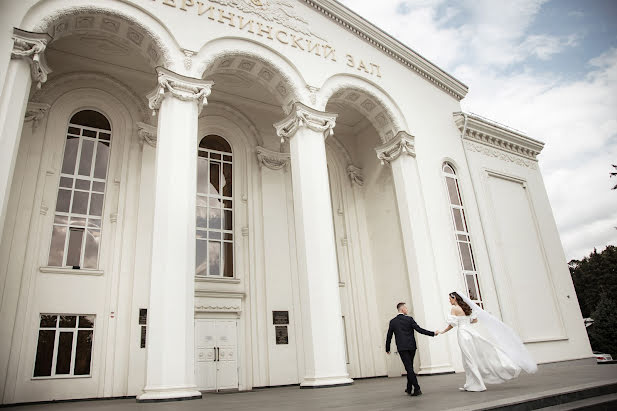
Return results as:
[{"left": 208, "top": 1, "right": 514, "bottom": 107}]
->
[{"left": 386, "top": 302, "right": 439, "bottom": 397}]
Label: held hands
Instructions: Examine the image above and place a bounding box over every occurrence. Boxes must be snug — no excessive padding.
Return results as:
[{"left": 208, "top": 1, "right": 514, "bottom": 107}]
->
[{"left": 434, "top": 330, "right": 440, "bottom": 336}]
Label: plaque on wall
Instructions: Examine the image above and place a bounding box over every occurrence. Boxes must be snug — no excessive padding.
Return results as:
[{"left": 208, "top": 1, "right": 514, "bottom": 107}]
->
[
  {"left": 139, "top": 308, "right": 147, "bottom": 325},
  {"left": 275, "top": 325, "right": 288, "bottom": 344},
  {"left": 272, "top": 311, "right": 289, "bottom": 325},
  {"left": 140, "top": 326, "right": 147, "bottom": 348}
]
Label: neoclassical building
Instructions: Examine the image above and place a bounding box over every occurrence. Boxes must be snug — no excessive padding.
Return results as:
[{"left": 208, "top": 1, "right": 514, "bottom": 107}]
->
[{"left": 0, "top": 0, "right": 592, "bottom": 404}]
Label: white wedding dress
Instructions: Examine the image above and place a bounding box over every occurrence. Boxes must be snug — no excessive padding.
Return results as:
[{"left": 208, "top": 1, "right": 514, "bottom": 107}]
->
[{"left": 448, "top": 314, "right": 521, "bottom": 391}]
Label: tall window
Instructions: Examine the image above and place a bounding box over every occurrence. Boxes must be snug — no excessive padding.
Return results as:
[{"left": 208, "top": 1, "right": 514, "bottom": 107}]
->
[
  {"left": 196, "top": 135, "right": 233, "bottom": 277},
  {"left": 48, "top": 110, "right": 112, "bottom": 269},
  {"left": 443, "top": 163, "right": 484, "bottom": 307},
  {"left": 33, "top": 314, "right": 95, "bottom": 378}
]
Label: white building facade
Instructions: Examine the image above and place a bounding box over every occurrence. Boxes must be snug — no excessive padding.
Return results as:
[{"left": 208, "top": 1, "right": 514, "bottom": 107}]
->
[{"left": 0, "top": 0, "right": 592, "bottom": 404}]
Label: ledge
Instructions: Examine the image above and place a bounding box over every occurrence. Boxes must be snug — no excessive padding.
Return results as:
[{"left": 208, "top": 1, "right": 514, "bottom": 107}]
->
[
  {"left": 39, "top": 266, "right": 103, "bottom": 276},
  {"left": 195, "top": 276, "right": 241, "bottom": 284}
]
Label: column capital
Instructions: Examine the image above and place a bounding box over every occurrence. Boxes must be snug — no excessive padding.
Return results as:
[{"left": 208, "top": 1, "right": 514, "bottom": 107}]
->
[
  {"left": 24, "top": 101, "right": 50, "bottom": 130},
  {"left": 274, "top": 102, "right": 337, "bottom": 143},
  {"left": 256, "top": 146, "right": 290, "bottom": 171},
  {"left": 346, "top": 165, "right": 364, "bottom": 187},
  {"left": 375, "top": 131, "right": 415, "bottom": 165},
  {"left": 11, "top": 28, "right": 52, "bottom": 88},
  {"left": 137, "top": 121, "right": 157, "bottom": 147},
  {"left": 147, "top": 67, "right": 213, "bottom": 115}
]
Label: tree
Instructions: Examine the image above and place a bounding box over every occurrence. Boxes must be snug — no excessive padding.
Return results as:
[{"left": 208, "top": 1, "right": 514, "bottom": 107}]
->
[
  {"left": 569, "top": 245, "right": 617, "bottom": 318},
  {"left": 587, "top": 293, "right": 617, "bottom": 356}
]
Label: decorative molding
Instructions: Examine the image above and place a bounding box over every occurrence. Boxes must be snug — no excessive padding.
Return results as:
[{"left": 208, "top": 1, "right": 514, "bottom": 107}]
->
[
  {"left": 300, "top": 0, "right": 468, "bottom": 100},
  {"left": 137, "top": 121, "right": 157, "bottom": 147},
  {"left": 24, "top": 102, "right": 50, "bottom": 131},
  {"left": 147, "top": 67, "right": 214, "bottom": 115},
  {"left": 465, "top": 141, "right": 538, "bottom": 170},
  {"left": 346, "top": 165, "right": 364, "bottom": 187},
  {"left": 195, "top": 295, "right": 242, "bottom": 313},
  {"left": 241, "top": 226, "right": 249, "bottom": 236},
  {"left": 375, "top": 131, "right": 415, "bottom": 165},
  {"left": 274, "top": 102, "right": 337, "bottom": 143},
  {"left": 255, "top": 146, "right": 290, "bottom": 170},
  {"left": 11, "top": 28, "right": 52, "bottom": 88},
  {"left": 454, "top": 112, "right": 543, "bottom": 162}
]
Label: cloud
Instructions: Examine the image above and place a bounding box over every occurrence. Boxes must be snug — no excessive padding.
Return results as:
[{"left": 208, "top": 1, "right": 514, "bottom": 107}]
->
[{"left": 339, "top": 0, "right": 617, "bottom": 260}]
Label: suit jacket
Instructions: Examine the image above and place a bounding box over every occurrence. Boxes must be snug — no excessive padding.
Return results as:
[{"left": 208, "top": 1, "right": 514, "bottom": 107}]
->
[{"left": 386, "top": 313, "right": 434, "bottom": 352}]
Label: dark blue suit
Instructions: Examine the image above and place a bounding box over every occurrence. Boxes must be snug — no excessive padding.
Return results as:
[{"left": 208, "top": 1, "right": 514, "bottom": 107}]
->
[{"left": 386, "top": 313, "right": 435, "bottom": 393}]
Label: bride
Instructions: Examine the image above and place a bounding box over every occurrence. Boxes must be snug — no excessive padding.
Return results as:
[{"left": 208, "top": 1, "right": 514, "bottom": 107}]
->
[{"left": 438, "top": 291, "right": 537, "bottom": 392}]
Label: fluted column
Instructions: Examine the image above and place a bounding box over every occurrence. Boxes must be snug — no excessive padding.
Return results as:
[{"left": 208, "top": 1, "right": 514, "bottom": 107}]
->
[
  {"left": 137, "top": 68, "right": 212, "bottom": 402},
  {"left": 375, "top": 131, "right": 454, "bottom": 375},
  {"left": 274, "top": 103, "right": 353, "bottom": 388},
  {"left": 0, "top": 28, "right": 51, "bottom": 239}
]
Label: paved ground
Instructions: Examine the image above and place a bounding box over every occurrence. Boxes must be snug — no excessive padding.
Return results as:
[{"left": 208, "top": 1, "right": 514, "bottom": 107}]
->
[{"left": 3, "top": 360, "right": 617, "bottom": 411}]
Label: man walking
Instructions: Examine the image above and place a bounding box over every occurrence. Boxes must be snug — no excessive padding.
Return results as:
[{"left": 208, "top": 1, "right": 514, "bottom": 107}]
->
[{"left": 386, "top": 302, "right": 438, "bottom": 396}]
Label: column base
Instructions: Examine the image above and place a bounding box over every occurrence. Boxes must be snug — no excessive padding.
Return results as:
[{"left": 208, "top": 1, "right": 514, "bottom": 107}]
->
[
  {"left": 137, "top": 386, "right": 202, "bottom": 402},
  {"left": 300, "top": 375, "right": 354, "bottom": 388},
  {"left": 418, "top": 363, "right": 456, "bottom": 375}
]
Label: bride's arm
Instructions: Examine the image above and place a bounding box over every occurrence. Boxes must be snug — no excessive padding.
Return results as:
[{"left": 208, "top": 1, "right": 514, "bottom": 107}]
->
[{"left": 440, "top": 324, "right": 453, "bottom": 334}]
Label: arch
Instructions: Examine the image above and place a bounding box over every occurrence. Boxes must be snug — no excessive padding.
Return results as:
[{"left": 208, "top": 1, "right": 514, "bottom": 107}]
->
[
  {"left": 318, "top": 74, "right": 409, "bottom": 143},
  {"left": 20, "top": 0, "right": 183, "bottom": 70},
  {"left": 201, "top": 101, "right": 262, "bottom": 147},
  {"left": 195, "top": 37, "right": 309, "bottom": 109}
]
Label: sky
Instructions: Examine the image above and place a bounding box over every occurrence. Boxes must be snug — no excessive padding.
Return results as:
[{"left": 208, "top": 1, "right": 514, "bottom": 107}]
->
[{"left": 338, "top": 0, "right": 617, "bottom": 261}]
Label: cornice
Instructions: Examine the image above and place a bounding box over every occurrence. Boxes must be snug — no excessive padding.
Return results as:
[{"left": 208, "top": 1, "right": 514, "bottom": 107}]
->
[
  {"left": 274, "top": 102, "right": 337, "bottom": 142},
  {"left": 454, "top": 112, "right": 544, "bottom": 161},
  {"left": 374, "top": 130, "right": 415, "bottom": 165},
  {"left": 302, "top": 1, "right": 468, "bottom": 101},
  {"left": 11, "top": 28, "right": 52, "bottom": 88},
  {"left": 255, "top": 146, "right": 290, "bottom": 171},
  {"left": 147, "top": 67, "right": 214, "bottom": 115}
]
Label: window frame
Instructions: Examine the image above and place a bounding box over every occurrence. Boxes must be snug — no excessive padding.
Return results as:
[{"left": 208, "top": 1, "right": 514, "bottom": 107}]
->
[{"left": 32, "top": 313, "right": 96, "bottom": 380}]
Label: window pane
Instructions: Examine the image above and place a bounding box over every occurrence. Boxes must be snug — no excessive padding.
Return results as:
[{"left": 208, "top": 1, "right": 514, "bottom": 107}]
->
[
  {"left": 452, "top": 208, "right": 465, "bottom": 232},
  {"left": 196, "top": 240, "right": 207, "bottom": 276},
  {"left": 199, "top": 135, "right": 231, "bottom": 152},
  {"left": 71, "top": 191, "right": 89, "bottom": 215},
  {"left": 33, "top": 330, "right": 55, "bottom": 377},
  {"left": 54, "top": 215, "right": 68, "bottom": 225},
  {"left": 66, "top": 228, "right": 84, "bottom": 267},
  {"left": 88, "top": 218, "right": 101, "bottom": 228},
  {"left": 466, "top": 274, "right": 480, "bottom": 300},
  {"left": 78, "top": 140, "right": 94, "bottom": 176},
  {"left": 208, "top": 241, "right": 221, "bottom": 276},
  {"left": 223, "top": 242, "right": 233, "bottom": 277},
  {"left": 223, "top": 210, "right": 232, "bottom": 231},
  {"left": 67, "top": 127, "right": 80, "bottom": 135},
  {"left": 79, "top": 315, "right": 94, "bottom": 328},
  {"left": 74, "top": 330, "right": 93, "bottom": 375},
  {"left": 100, "top": 132, "right": 111, "bottom": 141},
  {"left": 94, "top": 142, "right": 110, "bottom": 179},
  {"left": 443, "top": 164, "right": 455, "bottom": 174},
  {"left": 59, "top": 315, "right": 77, "bottom": 328},
  {"left": 223, "top": 199, "right": 232, "bottom": 209},
  {"left": 446, "top": 177, "right": 461, "bottom": 206},
  {"left": 60, "top": 177, "right": 73, "bottom": 188},
  {"left": 458, "top": 242, "right": 475, "bottom": 271},
  {"left": 197, "top": 158, "right": 208, "bottom": 194},
  {"left": 209, "top": 208, "right": 221, "bottom": 229},
  {"left": 70, "top": 217, "right": 86, "bottom": 227},
  {"left": 61, "top": 136, "right": 79, "bottom": 175},
  {"left": 70, "top": 110, "right": 110, "bottom": 130},
  {"left": 208, "top": 197, "right": 221, "bottom": 207},
  {"left": 56, "top": 189, "right": 71, "bottom": 213},
  {"left": 196, "top": 207, "right": 207, "bottom": 229},
  {"left": 209, "top": 162, "right": 220, "bottom": 195},
  {"left": 89, "top": 193, "right": 104, "bottom": 216},
  {"left": 222, "top": 163, "right": 232, "bottom": 197},
  {"left": 40, "top": 315, "right": 57, "bottom": 328},
  {"left": 209, "top": 231, "right": 221, "bottom": 240},
  {"left": 48, "top": 226, "right": 67, "bottom": 266},
  {"left": 75, "top": 179, "right": 90, "bottom": 190},
  {"left": 92, "top": 181, "right": 105, "bottom": 192},
  {"left": 82, "top": 129, "right": 96, "bottom": 138},
  {"left": 83, "top": 230, "right": 100, "bottom": 269},
  {"left": 55, "top": 331, "right": 73, "bottom": 375}
]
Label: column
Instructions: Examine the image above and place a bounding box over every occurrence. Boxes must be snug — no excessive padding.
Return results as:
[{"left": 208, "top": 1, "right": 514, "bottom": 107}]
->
[
  {"left": 375, "top": 131, "right": 454, "bottom": 374},
  {"left": 0, "top": 28, "right": 51, "bottom": 240},
  {"left": 137, "top": 68, "right": 212, "bottom": 402},
  {"left": 274, "top": 102, "right": 353, "bottom": 388}
]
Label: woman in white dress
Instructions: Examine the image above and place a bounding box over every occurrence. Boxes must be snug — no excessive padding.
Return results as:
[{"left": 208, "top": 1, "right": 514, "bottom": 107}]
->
[{"left": 438, "top": 292, "right": 537, "bottom": 392}]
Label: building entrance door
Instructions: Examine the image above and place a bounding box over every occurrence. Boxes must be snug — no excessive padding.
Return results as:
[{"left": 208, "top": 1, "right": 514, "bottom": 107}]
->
[{"left": 195, "top": 319, "right": 239, "bottom": 391}]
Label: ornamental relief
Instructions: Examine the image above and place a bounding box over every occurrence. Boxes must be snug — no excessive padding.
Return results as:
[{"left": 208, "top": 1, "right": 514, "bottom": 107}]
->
[{"left": 464, "top": 141, "right": 538, "bottom": 170}]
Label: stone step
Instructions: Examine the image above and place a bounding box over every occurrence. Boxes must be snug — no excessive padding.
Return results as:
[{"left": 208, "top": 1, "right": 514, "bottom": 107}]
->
[
  {"left": 538, "top": 392, "right": 617, "bottom": 410},
  {"left": 445, "top": 380, "right": 617, "bottom": 411}
]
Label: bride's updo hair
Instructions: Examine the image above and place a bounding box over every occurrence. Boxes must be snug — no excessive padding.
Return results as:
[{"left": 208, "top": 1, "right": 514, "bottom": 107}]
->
[{"left": 450, "top": 292, "right": 473, "bottom": 316}]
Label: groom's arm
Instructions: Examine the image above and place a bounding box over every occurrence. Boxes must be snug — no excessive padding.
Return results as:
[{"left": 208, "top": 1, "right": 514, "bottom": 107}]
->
[
  {"left": 385, "top": 321, "right": 394, "bottom": 353},
  {"left": 409, "top": 317, "right": 435, "bottom": 337}
]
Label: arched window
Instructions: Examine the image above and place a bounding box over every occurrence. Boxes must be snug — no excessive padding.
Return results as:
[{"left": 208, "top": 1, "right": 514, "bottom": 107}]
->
[
  {"left": 48, "top": 110, "right": 112, "bottom": 269},
  {"left": 443, "top": 163, "right": 484, "bottom": 307},
  {"left": 196, "top": 135, "right": 233, "bottom": 277}
]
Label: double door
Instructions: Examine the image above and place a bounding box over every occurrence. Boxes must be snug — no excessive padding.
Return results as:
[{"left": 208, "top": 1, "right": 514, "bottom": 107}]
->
[{"left": 195, "top": 319, "right": 238, "bottom": 391}]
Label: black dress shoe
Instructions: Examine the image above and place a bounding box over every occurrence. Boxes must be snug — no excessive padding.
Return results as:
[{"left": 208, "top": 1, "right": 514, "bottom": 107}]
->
[
  {"left": 411, "top": 389, "right": 423, "bottom": 396},
  {"left": 405, "top": 389, "right": 411, "bottom": 394}
]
